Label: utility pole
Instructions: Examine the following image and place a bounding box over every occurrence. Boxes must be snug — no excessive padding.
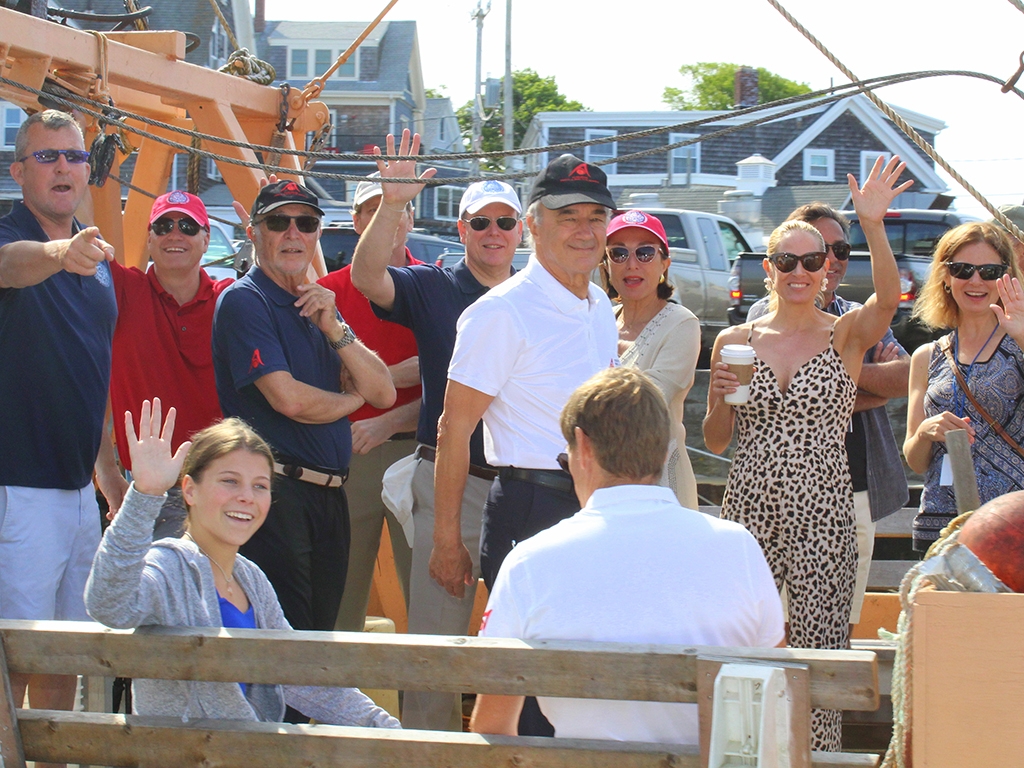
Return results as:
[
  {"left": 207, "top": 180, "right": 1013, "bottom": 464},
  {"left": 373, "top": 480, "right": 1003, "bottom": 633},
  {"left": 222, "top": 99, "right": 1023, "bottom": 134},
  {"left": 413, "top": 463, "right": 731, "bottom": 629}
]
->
[
  {"left": 503, "top": 0, "right": 513, "bottom": 168},
  {"left": 470, "top": 0, "right": 490, "bottom": 176}
]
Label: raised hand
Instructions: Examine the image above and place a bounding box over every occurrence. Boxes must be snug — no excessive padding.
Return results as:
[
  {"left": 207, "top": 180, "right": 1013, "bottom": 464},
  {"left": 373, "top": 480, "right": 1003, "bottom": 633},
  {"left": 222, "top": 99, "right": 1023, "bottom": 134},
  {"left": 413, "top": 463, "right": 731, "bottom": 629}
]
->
[
  {"left": 992, "top": 273, "right": 1024, "bottom": 343},
  {"left": 372, "top": 130, "right": 437, "bottom": 208},
  {"left": 848, "top": 155, "right": 914, "bottom": 224},
  {"left": 125, "top": 398, "right": 191, "bottom": 497},
  {"left": 233, "top": 173, "right": 279, "bottom": 226},
  {"left": 61, "top": 227, "right": 114, "bottom": 276}
]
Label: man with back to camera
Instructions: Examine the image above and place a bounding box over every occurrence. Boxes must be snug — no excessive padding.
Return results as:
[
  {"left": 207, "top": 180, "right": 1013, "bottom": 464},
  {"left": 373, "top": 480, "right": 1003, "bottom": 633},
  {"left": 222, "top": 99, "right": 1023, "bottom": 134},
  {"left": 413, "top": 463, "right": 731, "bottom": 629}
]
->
[
  {"left": 97, "top": 191, "right": 232, "bottom": 538},
  {"left": 470, "top": 366, "right": 784, "bottom": 742},
  {"left": 212, "top": 179, "right": 395, "bottom": 633},
  {"left": 317, "top": 171, "right": 423, "bottom": 633},
  {"left": 746, "top": 201, "right": 909, "bottom": 630},
  {"left": 0, "top": 108, "right": 117, "bottom": 759},
  {"left": 349, "top": 129, "right": 522, "bottom": 730},
  {"left": 431, "top": 153, "right": 619, "bottom": 734}
]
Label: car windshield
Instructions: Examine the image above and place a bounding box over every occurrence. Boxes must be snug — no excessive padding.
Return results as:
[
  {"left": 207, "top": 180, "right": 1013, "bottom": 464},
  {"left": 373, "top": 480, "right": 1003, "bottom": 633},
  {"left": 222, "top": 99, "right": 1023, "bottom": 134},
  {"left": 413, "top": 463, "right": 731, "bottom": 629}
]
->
[{"left": 203, "top": 227, "right": 236, "bottom": 264}]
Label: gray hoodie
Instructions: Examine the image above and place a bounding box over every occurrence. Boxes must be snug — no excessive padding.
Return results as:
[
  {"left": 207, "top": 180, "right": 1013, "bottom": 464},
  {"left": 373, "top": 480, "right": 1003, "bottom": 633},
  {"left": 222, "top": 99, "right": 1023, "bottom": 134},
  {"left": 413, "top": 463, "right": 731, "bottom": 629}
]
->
[{"left": 85, "top": 485, "right": 400, "bottom": 728}]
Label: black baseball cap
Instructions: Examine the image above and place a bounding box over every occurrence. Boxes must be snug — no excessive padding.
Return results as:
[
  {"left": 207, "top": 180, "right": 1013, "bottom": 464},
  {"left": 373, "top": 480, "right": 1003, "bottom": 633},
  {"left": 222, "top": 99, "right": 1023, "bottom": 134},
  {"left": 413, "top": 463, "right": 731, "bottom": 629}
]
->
[
  {"left": 250, "top": 180, "right": 325, "bottom": 219},
  {"left": 528, "top": 154, "right": 616, "bottom": 210}
]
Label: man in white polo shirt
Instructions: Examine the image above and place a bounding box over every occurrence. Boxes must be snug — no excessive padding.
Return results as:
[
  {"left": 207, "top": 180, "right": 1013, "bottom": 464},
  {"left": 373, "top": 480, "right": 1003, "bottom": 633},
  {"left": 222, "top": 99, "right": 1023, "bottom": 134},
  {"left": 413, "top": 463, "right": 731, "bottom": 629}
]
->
[
  {"left": 430, "top": 154, "right": 619, "bottom": 735},
  {"left": 470, "top": 367, "right": 784, "bottom": 743}
]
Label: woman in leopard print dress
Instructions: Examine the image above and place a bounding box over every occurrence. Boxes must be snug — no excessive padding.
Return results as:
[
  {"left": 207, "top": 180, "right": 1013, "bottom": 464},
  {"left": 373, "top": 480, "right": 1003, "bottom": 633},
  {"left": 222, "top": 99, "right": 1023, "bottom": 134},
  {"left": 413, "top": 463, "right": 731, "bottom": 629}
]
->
[{"left": 703, "top": 156, "right": 911, "bottom": 751}]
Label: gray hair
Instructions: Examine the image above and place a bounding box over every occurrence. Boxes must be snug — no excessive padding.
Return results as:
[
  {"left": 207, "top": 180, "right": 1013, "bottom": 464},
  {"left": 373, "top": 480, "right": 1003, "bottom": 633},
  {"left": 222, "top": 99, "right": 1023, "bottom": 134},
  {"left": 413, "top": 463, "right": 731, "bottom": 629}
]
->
[{"left": 15, "top": 110, "right": 83, "bottom": 161}]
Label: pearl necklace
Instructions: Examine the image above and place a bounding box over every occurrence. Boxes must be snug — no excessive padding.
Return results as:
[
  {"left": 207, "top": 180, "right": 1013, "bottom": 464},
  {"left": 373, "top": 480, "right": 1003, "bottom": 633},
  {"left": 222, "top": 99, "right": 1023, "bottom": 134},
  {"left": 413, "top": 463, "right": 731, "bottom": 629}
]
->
[{"left": 184, "top": 532, "right": 236, "bottom": 596}]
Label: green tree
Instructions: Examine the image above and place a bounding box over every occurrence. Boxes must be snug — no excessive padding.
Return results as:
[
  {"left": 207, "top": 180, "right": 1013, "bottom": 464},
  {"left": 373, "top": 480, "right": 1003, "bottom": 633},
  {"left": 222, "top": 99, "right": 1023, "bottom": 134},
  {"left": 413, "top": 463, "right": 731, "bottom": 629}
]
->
[
  {"left": 662, "top": 62, "right": 811, "bottom": 111},
  {"left": 456, "top": 68, "right": 587, "bottom": 169}
]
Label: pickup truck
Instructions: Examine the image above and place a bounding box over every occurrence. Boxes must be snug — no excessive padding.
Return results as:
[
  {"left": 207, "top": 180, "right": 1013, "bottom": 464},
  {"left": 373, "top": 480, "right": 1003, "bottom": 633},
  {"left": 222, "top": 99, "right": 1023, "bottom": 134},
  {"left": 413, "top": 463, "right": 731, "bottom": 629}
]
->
[
  {"left": 727, "top": 209, "right": 978, "bottom": 349},
  {"left": 618, "top": 207, "right": 753, "bottom": 350}
]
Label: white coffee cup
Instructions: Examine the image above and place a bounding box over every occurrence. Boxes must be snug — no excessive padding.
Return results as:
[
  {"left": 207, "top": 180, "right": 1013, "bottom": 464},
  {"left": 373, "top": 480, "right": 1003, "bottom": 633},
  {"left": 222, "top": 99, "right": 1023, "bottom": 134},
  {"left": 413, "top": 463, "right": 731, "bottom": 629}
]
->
[{"left": 720, "top": 344, "right": 756, "bottom": 405}]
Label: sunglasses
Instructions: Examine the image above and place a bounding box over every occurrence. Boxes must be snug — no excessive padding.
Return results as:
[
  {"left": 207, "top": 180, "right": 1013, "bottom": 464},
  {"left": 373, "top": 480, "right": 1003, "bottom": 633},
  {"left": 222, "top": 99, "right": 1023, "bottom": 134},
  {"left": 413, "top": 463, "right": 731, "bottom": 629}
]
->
[
  {"left": 259, "top": 214, "right": 321, "bottom": 233},
  {"left": 826, "top": 241, "right": 852, "bottom": 261},
  {"left": 464, "top": 215, "right": 519, "bottom": 231},
  {"left": 556, "top": 452, "right": 570, "bottom": 473},
  {"left": 606, "top": 245, "right": 660, "bottom": 264},
  {"left": 18, "top": 149, "right": 91, "bottom": 164},
  {"left": 150, "top": 217, "right": 203, "bottom": 237},
  {"left": 769, "top": 251, "right": 828, "bottom": 273},
  {"left": 946, "top": 262, "right": 1008, "bottom": 281}
]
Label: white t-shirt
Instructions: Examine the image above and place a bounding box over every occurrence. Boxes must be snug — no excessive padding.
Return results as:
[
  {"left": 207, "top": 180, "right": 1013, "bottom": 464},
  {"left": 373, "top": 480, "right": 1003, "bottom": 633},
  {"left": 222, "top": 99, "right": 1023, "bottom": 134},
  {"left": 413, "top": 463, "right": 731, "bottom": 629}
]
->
[
  {"left": 447, "top": 256, "right": 618, "bottom": 469},
  {"left": 479, "top": 484, "right": 784, "bottom": 744}
]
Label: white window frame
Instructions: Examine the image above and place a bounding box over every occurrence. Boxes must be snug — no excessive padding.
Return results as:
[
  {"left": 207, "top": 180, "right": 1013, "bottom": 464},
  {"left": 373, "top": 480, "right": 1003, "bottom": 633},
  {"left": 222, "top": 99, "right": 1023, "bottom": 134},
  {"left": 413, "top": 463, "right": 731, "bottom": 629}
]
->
[
  {"left": 334, "top": 48, "right": 357, "bottom": 79},
  {"left": 208, "top": 18, "right": 229, "bottom": 69},
  {"left": 207, "top": 157, "right": 222, "bottom": 182},
  {"left": 860, "top": 150, "right": 892, "bottom": 184},
  {"left": 3, "top": 104, "right": 25, "bottom": 150},
  {"left": 802, "top": 148, "right": 835, "bottom": 182},
  {"left": 435, "top": 185, "right": 463, "bottom": 221},
  {"left": 584, "top": 129, "right": 617, "bottom": 175},
  {"left": 289, "top": 48, "right": 309, "bottom": 79},
  {"left": 669, "top": 132, "right": 701, "bottom": 176}
]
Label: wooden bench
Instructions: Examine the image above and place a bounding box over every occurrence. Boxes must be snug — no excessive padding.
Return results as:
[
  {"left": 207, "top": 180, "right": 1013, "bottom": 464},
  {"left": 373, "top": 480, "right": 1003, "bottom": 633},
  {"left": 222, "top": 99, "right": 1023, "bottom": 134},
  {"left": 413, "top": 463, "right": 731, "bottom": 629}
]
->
[{"left": 0, "top": 620, "right": 881, "bottom": 768}]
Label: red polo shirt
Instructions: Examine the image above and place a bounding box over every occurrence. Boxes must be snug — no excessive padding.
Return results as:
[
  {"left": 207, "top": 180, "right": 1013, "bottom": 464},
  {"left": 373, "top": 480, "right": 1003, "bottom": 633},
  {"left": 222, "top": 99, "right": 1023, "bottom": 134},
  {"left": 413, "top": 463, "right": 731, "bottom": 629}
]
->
[
  {"left": 109, "top": 261, "right": 233, "bottom": 470},
  {"left": 318, "top": 252, "right": 422, "bottom": 422}
]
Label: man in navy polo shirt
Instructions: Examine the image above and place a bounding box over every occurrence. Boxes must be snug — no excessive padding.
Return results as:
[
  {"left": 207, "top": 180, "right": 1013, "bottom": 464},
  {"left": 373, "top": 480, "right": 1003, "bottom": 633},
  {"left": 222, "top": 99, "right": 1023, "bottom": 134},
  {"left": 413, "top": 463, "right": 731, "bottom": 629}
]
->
[
  {"left": 0, "top": 109, "right": 117, "bottom": 739},
  {"left": 212, "top": 180, "right": 395, "bottom": 634},
  {"left": 350, "top": 130, "right": 520, "bottom": 730}
]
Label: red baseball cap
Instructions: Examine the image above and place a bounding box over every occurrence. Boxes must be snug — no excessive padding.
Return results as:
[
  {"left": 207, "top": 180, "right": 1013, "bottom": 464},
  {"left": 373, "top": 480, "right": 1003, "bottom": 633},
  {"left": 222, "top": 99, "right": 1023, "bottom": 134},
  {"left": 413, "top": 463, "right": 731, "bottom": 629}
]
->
[
  {"left": 606, "top": 210, "right": 669, "bottom": 255},
  {"left": 149, "top": 190, "right": 209, "bottom": 228}
]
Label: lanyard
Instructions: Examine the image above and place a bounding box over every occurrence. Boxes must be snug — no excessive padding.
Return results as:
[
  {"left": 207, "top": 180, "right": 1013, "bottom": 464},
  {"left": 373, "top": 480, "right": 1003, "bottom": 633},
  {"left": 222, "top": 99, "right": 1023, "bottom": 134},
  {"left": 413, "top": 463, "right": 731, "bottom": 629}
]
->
[{"left": 952, "top": 325, "right": 1000, "bottom": 418}]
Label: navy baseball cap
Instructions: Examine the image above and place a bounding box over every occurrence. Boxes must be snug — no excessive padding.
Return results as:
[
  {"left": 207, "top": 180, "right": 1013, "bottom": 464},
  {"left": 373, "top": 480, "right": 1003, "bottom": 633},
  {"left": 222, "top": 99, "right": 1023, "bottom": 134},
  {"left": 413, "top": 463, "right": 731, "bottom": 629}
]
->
[
  {"left": 251, "top": 180, "right": 324, "bottom": 219},
  {"left": 528, "top": 154, "right": 615, "bottom": 210}
]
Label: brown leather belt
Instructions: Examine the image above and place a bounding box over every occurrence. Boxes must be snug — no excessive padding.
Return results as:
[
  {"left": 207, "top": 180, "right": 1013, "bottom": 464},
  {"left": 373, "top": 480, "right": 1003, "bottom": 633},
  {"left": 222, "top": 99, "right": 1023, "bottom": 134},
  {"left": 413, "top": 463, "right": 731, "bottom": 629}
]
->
[
  {"left": 415, "top": 444, "right": 497, "bottom": 482},
  {"left": 273, "top": 462, "right": 348, "bottom": 488}
]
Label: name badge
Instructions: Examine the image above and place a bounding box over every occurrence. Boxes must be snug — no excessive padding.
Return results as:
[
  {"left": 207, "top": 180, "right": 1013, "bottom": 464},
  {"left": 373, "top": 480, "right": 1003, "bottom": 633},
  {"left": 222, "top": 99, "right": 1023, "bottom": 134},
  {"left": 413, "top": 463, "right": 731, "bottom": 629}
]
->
[{"left": 939, "top": 454, "right": 953, "bottom": 486}]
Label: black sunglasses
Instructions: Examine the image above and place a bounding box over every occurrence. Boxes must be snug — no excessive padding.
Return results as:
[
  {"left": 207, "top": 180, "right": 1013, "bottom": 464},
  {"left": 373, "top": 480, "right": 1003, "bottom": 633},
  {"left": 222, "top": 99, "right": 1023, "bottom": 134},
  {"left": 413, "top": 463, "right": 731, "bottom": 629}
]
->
[
  {"left": 769, "top": 251, "right": 828, "bottom": 273},
  {"left": 150, "top": 217, "right": 203, "bottom": 237},
  {"left": 18, "top": 149, "right": 91, "bottom": 164},
  {"left": 946, "top": 262, "right": 1007, "bottom": 281},
  {"left": 826, "top": 241, "right": 852, "bottom": 261},
  {"left": 606, "top": 245, "right": 660, "bottom": 264},
  {"left": 556, "top": 452, "right": 570, "bottom": 473},
  {"left": 464, "top": 215, "right": 519, "bottom": 231},
  {"left": 259, "top": 214, "right": 321, "bottom": 233}
]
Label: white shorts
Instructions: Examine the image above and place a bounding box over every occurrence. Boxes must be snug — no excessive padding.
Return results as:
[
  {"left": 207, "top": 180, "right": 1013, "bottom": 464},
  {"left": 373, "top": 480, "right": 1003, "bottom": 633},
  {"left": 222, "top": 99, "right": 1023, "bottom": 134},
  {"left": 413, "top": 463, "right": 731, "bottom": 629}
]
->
[{"left": 0, "top": 485, "right": 101, "bottom": 621}]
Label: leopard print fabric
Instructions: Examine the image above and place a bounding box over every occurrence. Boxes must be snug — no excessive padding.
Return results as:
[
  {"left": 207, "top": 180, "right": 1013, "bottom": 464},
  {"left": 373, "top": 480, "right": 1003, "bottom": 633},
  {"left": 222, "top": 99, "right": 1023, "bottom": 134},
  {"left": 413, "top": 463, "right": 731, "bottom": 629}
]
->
[{"left": 721, "top": 324, "right": 857, "bottom": 752}]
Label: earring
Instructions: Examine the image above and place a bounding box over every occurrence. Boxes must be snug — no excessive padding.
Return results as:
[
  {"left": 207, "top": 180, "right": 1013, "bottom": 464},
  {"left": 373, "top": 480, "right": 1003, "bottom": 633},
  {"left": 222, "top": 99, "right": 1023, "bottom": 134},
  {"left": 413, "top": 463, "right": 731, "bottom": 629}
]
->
[
  {"left": 943, "top": 283, "right": 952, "bottom": 294},
  {"left": 821, "top": 276, "right": 829, "bottom": 292},
  {"left": 763, "top": 276, "right": 775, "bottom": 293},
  {"left": 659, "top": 272, "right": 667, "bottom": 284}
]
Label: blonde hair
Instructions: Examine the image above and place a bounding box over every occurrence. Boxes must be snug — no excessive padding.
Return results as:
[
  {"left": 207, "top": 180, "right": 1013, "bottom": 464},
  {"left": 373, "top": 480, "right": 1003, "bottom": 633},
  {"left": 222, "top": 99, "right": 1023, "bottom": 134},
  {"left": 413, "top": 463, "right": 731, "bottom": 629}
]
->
[
  {"left": 913, "top": 222, "right": 1020, "bottom": 330},
  {"left": 764, "top": 220, "right": 827, "bottom": 312}
]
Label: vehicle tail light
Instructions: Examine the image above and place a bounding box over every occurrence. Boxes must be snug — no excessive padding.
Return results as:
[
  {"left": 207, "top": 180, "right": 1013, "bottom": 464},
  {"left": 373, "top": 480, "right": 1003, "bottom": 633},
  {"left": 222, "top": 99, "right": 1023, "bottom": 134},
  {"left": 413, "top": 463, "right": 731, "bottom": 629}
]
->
[
  {"left": 730, "top": 289, "right": 742, "bottom": 302},
  {"left": 899, "top": 267, "right": 916, "bottom": 308}
]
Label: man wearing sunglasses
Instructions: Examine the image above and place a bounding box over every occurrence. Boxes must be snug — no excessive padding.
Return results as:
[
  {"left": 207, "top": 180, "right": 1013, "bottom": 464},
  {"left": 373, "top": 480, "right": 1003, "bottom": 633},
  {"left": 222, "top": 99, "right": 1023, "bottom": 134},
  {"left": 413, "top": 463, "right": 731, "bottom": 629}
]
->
[
  {"left": 212, "top": 180, "right": 396, "bottom": 636},
  {"left": 0, "top": 109, "right": 117, "bottom": 738},
  {"left": 317, "top": 172, "right": 423, "bottom": 636},
  {"left": 348, "top": 130, "right": 523, "bottom": 730},
  {"left": 95, "top": 191, "right": 232, "bottom": 539},
  {"left": 747, "top": 202, "right": 909, "bottom": 630}
]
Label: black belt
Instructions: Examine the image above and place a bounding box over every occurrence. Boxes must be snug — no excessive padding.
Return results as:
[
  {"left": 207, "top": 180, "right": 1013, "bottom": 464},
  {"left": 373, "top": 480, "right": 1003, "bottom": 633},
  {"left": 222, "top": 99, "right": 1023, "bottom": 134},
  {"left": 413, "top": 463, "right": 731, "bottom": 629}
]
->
[
  {"left": 498, "top": 466, "right": 574, "bottom": 495},
  {"left": 390, "top": 431, "right": 417, "bottom": 442},
  {"left": 415, "top": 444, "right": 497, "bottom": 482}
]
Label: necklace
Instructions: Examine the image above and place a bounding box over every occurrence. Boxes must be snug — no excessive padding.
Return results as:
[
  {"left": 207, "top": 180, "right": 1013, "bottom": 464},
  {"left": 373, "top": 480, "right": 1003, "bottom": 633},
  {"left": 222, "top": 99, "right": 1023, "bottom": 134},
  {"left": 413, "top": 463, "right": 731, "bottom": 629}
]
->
[{"left": 184, "top": 532, "right": 236, "bottom": 595}]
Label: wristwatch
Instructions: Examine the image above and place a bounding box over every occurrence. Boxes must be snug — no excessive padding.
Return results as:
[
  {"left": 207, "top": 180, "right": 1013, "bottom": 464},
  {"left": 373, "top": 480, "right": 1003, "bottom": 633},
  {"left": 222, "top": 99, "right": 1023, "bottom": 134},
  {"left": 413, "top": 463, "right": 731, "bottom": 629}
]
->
[{"left": 328, "top": 323, "right": 356, "bottom": 350}]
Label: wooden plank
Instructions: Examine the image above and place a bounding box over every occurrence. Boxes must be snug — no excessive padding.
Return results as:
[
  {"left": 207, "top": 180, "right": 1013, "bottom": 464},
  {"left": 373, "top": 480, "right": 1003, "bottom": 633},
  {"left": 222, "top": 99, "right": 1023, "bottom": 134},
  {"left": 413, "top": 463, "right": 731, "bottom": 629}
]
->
[
  {"left": 867, "top": 561, "right": 916, "bottom": 591},
  {"left": 15, "top": 710, "right": 879, "bottom": 768},
  {"left": 0, "top": 636, "right": 28, "bottom": 768},
  {"left": 873, "top": 507, "right": 916, "bottom": 537},
  {"left": 122, "top": 135, "right": 175, "bottom": 268},
  {"left": 0, "top": 621, "right": 880, "bottom": 711}
]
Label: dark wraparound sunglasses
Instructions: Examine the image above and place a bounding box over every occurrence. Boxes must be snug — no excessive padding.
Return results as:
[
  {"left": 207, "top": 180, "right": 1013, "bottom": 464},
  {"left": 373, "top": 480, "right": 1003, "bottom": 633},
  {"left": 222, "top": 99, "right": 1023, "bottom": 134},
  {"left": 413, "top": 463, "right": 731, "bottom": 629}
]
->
[
  {"left": 606, "top": 245, "right": 660, "bottom": 264},
  {"left": 18, "top": 149, "right": 91, "bottom": 164},
  {"left": 464, "top": 215, "right": 519, "bottom": 231},
  {"left": 826, "top": 241, "right": 852, "bottom": 261},
  {"left": 769, "top": 251, "right": 828, "bottom": 273},
  {"left": 946, "top": 262, "right": 1008, "bottom": 281},
  {"left": 151, "top": 217, "right": 203, "bottom": 237},
  {"left": 259, "top": 214, "right": 321, "bottom": 233}
]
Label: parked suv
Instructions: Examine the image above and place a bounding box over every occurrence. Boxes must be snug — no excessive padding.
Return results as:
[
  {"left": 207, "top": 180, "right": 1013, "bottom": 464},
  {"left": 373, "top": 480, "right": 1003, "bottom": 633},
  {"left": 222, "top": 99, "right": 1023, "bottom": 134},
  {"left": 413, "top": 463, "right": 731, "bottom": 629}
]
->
[{"left": 318, "top": 227, "right": 464, "bottom": 273}]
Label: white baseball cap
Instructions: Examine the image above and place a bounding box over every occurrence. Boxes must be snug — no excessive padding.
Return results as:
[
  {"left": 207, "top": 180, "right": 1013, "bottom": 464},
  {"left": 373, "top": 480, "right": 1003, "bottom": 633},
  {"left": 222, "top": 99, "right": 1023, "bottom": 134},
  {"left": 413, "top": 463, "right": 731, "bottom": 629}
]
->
[
  {"left": 353, "top": 172, "right": 383, "bottom": 208},
  {"left": 459, "top": 180, "right": 522, "bottom": 217}
]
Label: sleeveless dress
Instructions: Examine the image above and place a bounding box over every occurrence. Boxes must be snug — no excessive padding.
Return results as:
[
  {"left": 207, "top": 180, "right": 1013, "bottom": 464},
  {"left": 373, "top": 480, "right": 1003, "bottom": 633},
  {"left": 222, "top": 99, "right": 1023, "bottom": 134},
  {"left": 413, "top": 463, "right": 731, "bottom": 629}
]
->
[
  {"left": 914, "top": 333, "right": 1024, "bottom": 550},
  {"left": 721, "top": 324, "right": 858, "bottom": 752}
]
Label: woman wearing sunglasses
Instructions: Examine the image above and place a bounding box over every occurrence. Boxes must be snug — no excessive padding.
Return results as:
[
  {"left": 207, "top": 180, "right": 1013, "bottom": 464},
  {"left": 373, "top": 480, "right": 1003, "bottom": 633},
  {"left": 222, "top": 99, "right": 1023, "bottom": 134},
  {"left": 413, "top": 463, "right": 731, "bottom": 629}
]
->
[
  {"left": 904, "top": 222, "right": 1024, "bottom": 551},
  {"left": 599, "top": 210, "right": 700, "bottom": 508},
  {"left": 85, "top": 399, "right": 400, "bottom": 728},
  {"left": 703, "top": 155, "right": 910, "bottom": 752}
]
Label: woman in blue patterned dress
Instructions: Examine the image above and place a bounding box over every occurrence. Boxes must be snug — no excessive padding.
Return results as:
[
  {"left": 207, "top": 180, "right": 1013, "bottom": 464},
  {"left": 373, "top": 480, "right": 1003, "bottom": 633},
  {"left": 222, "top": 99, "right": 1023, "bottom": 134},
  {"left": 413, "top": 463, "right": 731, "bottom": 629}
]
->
[{"left": 905, "top": 222, "right": 1024, "bottom": 551}]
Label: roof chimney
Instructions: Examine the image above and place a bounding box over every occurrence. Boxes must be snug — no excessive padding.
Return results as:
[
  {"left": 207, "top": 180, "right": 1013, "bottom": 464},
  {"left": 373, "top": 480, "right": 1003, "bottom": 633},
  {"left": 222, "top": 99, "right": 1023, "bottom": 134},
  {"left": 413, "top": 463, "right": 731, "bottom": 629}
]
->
[
  {"left": 734, "top": 66, "right": 759, "bottom": 108},
  {"left": 254, "top": 0, "right": 265, "bottom": 33}
]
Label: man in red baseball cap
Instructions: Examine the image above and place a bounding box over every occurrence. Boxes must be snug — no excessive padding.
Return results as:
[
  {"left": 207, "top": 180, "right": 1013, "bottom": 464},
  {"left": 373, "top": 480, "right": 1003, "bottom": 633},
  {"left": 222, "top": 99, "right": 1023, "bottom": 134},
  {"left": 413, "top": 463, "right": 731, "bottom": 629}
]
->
[{"left": 96, "top": 191, "right": 233, "bottom": 538}]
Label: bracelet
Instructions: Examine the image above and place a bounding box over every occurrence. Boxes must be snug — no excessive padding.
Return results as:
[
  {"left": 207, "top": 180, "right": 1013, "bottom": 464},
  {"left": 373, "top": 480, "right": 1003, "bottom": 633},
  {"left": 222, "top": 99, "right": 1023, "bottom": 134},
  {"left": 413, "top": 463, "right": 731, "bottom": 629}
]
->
[{"left": 329, "top": 323, "right": 356, "bottom": 350}]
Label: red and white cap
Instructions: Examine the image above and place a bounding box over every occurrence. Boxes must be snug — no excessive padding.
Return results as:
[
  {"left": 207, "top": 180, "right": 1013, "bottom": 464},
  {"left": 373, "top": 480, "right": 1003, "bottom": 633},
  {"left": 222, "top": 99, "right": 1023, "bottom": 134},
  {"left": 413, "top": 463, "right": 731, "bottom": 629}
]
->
[
  {"left": 149, "top": 190, "right": 209, "bottom": 228},
  {"left": 606, "top": 210, "right": 669, "bottom": 255}
]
